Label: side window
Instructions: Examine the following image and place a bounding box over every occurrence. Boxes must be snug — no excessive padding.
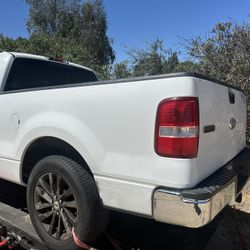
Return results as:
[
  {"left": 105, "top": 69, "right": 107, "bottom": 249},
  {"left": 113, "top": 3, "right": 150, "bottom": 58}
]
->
[
  {"left": 72, "top": 67, "right": 97, "bottom": 83},
  {"left": 49, "top": 63, "right": 73, "bottom": 85},
  {"left": 5, "top": 58, "right": 50, "bottom": 91}
]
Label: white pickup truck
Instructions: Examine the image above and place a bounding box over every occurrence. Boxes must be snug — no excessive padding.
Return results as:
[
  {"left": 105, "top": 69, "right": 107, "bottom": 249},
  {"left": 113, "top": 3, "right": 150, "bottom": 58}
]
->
[{"left": 0, "top": 51, "right": 249, "bottom": 249}]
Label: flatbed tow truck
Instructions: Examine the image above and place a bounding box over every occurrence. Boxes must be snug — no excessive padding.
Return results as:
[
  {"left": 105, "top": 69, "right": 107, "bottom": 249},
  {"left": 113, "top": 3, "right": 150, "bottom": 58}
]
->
[
  {"left": 0, "top": 201, "right": 46, "bottom": 250},
  {"left": 0, "top": 179, "right": 45, "bottom": 250}
]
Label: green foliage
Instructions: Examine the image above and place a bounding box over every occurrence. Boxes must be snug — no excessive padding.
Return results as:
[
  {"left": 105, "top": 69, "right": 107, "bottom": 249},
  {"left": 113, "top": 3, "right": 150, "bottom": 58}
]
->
[
  {"left": 162, "top": 50, "right": 179, "bottom": 73},
  {"left": 128, "top": 39, "right": 172, "bottom": 77},
  {"left": 188, "top": 22, "right": 250, "bottom": 92},
  {"left": 0, "top": 34, "right": 28, "bottom": 52},
  {"left": 0, "top": 33, "right": 88, "bottom": 64},
  {"left": 112, "top": 61, "right": 132, "bottom": 79},
  {"left": 24, "top": 0, "right": 115, "bottom": 67},
  {"left": 1, "top": 2, "right": 198, "bottom": 81},
  {"left": 0, "top": 0, "right": 115, "bottom": 78},
  {"left": 174, "top": 60, "right": 199, "bottom": 73},
  {"left": 25, "top": 0, "right": 70, "bottom": 36},
  {"left": 125, "top": 38, "right": 197, "bottom": 77},
  {"left": 81, "top": 0, "right": 115, "bottom": 66}
]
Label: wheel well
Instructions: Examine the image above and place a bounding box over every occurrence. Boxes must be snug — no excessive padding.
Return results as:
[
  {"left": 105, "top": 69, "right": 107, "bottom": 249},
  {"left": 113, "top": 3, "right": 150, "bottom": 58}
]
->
[{"left": 22, "top": 137, "right": 93, "bottom": 184}]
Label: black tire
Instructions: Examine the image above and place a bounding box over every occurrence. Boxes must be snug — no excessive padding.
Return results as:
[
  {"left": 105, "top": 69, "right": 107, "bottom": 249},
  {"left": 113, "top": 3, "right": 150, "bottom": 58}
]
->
[{"left": 27, "top": 155, "right": 108, "bottom": 250}]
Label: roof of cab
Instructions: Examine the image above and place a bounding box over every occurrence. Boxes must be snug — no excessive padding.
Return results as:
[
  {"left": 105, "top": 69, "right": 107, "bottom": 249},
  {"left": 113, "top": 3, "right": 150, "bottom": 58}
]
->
[{"left": 5, "top": 52, "right": 94, "bottom": 73}]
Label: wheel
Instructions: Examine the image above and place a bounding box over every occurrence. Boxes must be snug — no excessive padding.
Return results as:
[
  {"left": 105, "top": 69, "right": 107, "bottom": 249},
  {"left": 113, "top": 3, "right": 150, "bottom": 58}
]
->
[{"left": 27, "top": 155, "right": 108, "bottom": 250}]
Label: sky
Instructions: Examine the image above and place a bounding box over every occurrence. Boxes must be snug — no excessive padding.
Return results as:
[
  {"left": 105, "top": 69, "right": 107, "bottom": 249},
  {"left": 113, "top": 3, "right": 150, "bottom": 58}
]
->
[{"left": 1, "top": 0, "right": 250, "bottom": 62}]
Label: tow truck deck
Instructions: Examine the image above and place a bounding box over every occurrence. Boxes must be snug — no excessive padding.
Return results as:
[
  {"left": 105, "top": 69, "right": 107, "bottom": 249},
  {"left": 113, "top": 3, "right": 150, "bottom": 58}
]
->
[
  {"left": 0, "top": 179, "right": 45, "bottom": 250},
  {"left": 0, "top": 201, "right": 46, "bottom": 249}
]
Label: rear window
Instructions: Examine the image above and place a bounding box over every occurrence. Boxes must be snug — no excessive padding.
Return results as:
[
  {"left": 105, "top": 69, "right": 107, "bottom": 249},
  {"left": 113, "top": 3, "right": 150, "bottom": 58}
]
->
[
  {"left": 4, "top": 58, "right": 97, "bottom": 91},
  {"left": 72, "top": 67, "right": 97, "bottom": 83},
  {"left": 5, "top": 58, "right": 50, "bottom": 91},
  {"left": 50, "top": 63, "right": 72, "bottom": 86}
]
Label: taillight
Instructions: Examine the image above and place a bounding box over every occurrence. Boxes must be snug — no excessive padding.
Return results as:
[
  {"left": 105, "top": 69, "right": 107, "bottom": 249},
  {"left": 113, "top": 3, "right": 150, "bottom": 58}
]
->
[{"left": 155, "top": 97, "right": 199, "bottom": 158}]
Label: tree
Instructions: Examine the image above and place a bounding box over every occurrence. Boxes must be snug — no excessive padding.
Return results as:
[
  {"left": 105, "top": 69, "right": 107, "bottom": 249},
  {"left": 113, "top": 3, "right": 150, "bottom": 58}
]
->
[
  {"left": 80, "top": 0, "right": 115, "bottom": 66},
  {"left": 174, "top": 60, "right": 199, "bottom": 73},
  {"left": 162, "top": 50, "right": 179, "bottom": 73},
  {"left": 0, "top": 34, "right": 30, "bottom": 52},
  {"left": 127, "top": 39, "right": 181, "bottom": 77},
  {"left": 25, "top": 0, "right": 80, "bottom": 37},
  {"left": 24, "top": 0, "right": 115, "bottom": 69},
  {"left": 112, "top": 61, "right": 132, "bottom": 79},
  {"left": 188, "top": 22, "right": 250, "bottom": 91}
]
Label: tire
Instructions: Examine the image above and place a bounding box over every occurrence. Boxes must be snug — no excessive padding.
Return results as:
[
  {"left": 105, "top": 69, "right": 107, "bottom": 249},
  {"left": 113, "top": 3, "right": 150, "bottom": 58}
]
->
[{"left": 27, "top": 155, "right": 108, "bottom": 250}]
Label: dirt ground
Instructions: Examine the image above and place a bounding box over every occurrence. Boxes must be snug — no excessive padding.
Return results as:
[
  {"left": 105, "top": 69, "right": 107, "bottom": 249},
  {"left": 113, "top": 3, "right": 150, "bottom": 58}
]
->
[
  {"left": 205, "top": 180, "right": 250, "bottom": 250},
  {"left": 0, "top": 179, "right": 249, "bottom": 250}
]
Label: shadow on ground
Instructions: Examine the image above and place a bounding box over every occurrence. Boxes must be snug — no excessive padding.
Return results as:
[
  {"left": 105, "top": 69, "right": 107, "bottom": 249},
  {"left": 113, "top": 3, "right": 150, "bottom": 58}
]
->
[
  {"left": 0, "top": 179, "right": 249, "bottom": 250},
  {"left": 205, "top": 207, "right": 250, "bottom": 250},
  {"left": 96, "top": 209, "right": 225, "bottom": 250}
]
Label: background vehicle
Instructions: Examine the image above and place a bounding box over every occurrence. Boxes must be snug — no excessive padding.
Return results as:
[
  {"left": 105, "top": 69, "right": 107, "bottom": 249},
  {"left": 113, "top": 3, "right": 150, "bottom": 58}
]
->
[{"left": 0, "top": 51, "right": 249, "bottom": 249}]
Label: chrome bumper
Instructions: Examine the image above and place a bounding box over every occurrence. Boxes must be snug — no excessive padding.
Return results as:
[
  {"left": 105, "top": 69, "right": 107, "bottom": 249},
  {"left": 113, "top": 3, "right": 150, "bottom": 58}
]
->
[{"left": 153, "top": 177, "right": 236, "bottom": 228}]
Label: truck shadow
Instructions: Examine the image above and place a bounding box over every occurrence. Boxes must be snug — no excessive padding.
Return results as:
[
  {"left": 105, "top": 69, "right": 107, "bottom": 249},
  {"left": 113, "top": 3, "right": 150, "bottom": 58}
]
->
[
  {"left": 204, "top": 206, "right": 250, "bottom": 250},
  {"left": 101, "top": 206, "right": 250, "bottom": 250},
  {"left": 98, "top": 210, "right": 224, "bottom": 250},
  {"left": 0, "top": 179, "right": 249, "bottom": 250}
]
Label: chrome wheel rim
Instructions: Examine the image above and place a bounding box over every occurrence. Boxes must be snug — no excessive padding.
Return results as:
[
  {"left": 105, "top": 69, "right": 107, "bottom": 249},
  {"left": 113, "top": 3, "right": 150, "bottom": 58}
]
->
[{"left": 34, "top": 173, "right": 78, "bottom": 240}]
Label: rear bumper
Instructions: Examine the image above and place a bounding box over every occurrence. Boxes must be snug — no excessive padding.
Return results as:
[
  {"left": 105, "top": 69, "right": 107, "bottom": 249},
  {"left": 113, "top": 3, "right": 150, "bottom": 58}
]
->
[
  {"left": 153, "top": 148, "right": 250, "bottom": 228},
  {"left": 153, "top": 177, "right": 236, "bottom": 228}
]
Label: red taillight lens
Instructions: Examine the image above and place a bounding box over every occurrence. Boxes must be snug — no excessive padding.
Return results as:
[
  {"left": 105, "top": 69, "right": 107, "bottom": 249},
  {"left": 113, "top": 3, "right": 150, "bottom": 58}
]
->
[{"left": 155, "top": 97, "right": 199, "bottom": 158}]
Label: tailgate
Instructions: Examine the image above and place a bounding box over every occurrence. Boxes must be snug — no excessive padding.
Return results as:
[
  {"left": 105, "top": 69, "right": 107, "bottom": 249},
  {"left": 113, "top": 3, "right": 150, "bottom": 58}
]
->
[{"left": 195, "top": 77, "right": 246, "bottom": 177}]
